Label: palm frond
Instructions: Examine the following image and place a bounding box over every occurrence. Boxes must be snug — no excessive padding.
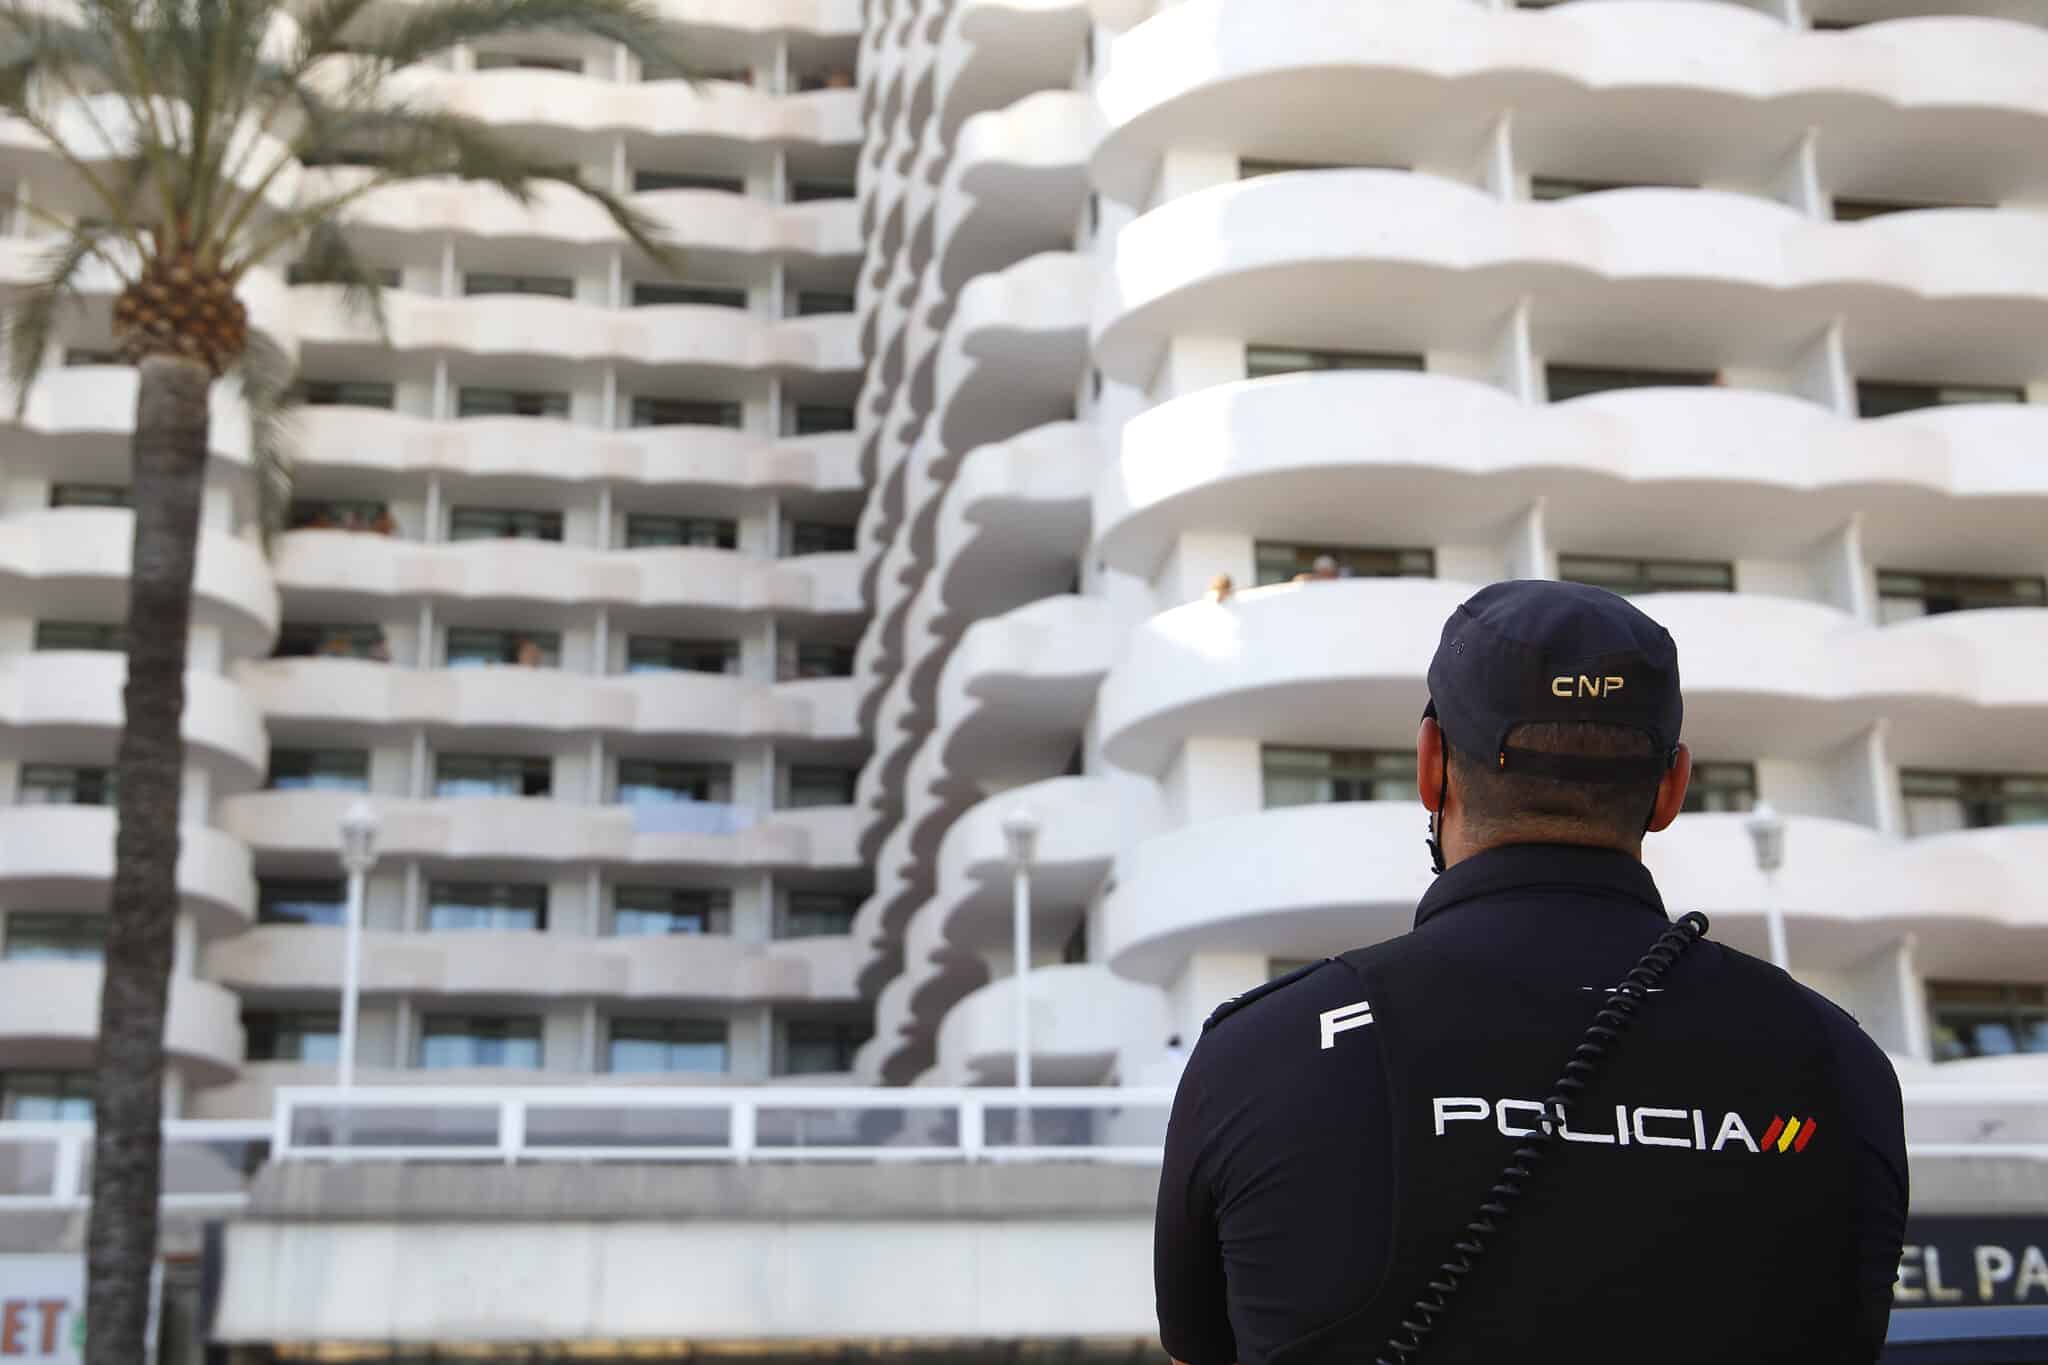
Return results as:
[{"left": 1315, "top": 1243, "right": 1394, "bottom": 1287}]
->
[
  {"left": 0, "top": 8, "right": 157, "bottom": 236},
  {"left": 229, "top": 327, "right": 299, "bottom": 547},
  {"left": 290, "top": 216, "right": 389, "bottom": 336},
  {"left": 290, "top": 0, "right": 381, "bottom": 64},
  {"left": 5, "top": 216, "right": 131, "bottom": 411},
  {"left": 366, "top": 0, "right": 688, "bottom": 74}
]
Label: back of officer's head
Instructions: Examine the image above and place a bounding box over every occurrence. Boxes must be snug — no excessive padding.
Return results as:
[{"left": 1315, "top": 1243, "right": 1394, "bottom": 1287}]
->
[{"left": 1426, "top": 581, "right": 1682, "bottom": 851}]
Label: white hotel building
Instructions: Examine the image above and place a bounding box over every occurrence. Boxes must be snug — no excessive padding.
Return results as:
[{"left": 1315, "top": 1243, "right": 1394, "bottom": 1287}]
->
[{"left": 4, "top": 0, "right": 2048, "bottom": 1355}]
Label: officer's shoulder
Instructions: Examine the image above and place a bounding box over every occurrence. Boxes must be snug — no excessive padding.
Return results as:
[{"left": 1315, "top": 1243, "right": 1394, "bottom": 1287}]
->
[
  {"left": 1707, "top": 942, "right": 1896, "bottom": 1076},
  {"left": 1202, "top": 958, "right": 1346, "bottom": 1035}
]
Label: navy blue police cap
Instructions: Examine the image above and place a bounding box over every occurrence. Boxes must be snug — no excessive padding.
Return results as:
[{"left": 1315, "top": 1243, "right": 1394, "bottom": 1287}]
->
[{"left": 1423, "top": 580, "right": 1682, "bottom": 784}]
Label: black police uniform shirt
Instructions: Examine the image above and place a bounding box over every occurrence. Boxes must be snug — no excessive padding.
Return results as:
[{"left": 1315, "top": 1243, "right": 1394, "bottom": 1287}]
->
[{"left": 1155, "top": 844, "right": 1909, "bottom": 1365}]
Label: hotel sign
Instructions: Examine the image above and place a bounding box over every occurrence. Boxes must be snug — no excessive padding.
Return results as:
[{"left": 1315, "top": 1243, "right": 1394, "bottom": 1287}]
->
[
  {"left": 1898, "top": 1218, "right": 2048, "bottom": 1308},
  {"left": 0, "top": 1258, "right": 82, "bottom": 1362}
]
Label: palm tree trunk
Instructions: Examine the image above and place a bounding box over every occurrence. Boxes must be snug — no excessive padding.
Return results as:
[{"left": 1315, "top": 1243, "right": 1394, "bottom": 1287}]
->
[{"left": 86, "top": 354, "right": 213, "bottom": 1365}]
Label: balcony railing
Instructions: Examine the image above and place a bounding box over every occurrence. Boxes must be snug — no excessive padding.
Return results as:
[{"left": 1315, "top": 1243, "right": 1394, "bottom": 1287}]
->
[{"left": 0, "top": 1085, "right": 2040, "bottom": 1209}]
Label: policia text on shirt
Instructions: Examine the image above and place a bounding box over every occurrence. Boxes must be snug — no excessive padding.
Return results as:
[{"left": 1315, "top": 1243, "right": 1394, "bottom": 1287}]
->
[{"left": 1155, "top": 582, "right": 1907, "bottom": 1365}]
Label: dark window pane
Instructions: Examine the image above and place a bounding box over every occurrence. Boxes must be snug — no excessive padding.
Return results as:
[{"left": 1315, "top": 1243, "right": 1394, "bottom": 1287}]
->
[
  {"left": 1929, "top": 981, "right": 2048, "bottom": 1063},
  {"left": 0, "top": 1070, "right": 94, "bottom": 1120},
  {"left": 629, "top": 397, "right": 743, "bottom": 429},
  {"left": 267, "top": 749, "right": 370, "bottom": 793},
  {"left": 785, "top": 521, "right": 856, "bottom": 556},
  {"left": 779, "top": 892, "right": 857, "bottom": 940},
  {"left": 462, "top": 273, "right": 574, "bottom": 299},
  {"left": 1246, "top": 346, "right": 1424, "bottom": 379},
  {"left": 2, "top": 913, "right": 105, "bottom": 962},
  {"left": 783, "top": 766, "right": 856, "bottom": 809},
  {"left": 17, "top": 765, "right": 115, "bottom": 806},
  {"left": 473, "top": 53, "right": 583, "bottom": 74},
  {"left": 34, "top": 621, "right": 126, "bottom": 652},
  {"left": 444, "top": 629, "right": 561, "bottom": 669},
  {"left": 1857, "top": 381, "right": 2022, "bottom": 418},
  {"left": 625, "top": 637, "right": 741, "bottom": 675},
  {"left": 434, "top": 754, "right": 552, "bottom": 798},
  {"left": 427, "top": 882, "right": 547, "bottom": 932},
  {"left": 1252, "top": 542, "right": 1434, "bottom": 587},
  {"left": 632, "top": 282, "right": 748, "bottom": 309},
  {"left": 1262, "top": 747, "right": 1413, "bottom": 809},
  {"left": 258, "top": 880, "right": 347, "bottom": 927},
  {"left": 1557, "top": 555, "right": 1734, "bottom": 597},
  {"left": 788, "top": 179, "right": 854, "bottom": 203},
  {"left": 608, "top": 1018, "right": 728, "bottom": 1074},
  {"left": 1904, "top": 770, "right": 2048, "bottom": 835},
  {"left": 624, "top": 516, "right": 737, "bottom": 550},
  {"left": 448, "top": 508, "right": 564, "bottom": 542},
  {"left": 786, "top": 405, "right": 855, "bottom": 436},
  {"left": 50, "top": 483, "right": 130, "bottom": 508},
  {"left": 298, "top": 381, "right": 395, "bottom": 409},
  {"left": 633, "top": 170, "right": 746, "bottom": 194},
  {"left": 779, "top": 1019, "right": 870, "bottom": 1075},
  {"left": 290, "top": 500, "right": 394, "bottom": 533},
  {"left": 1877, "top": 570, "right": 2045, "bottom": 621},
  {"left": 244, "top": 1010, "right": 340, "bottom": 1062},
  {"left": 418, "top": 1016, "right": 542, "bottom": 1070},
  {"left": 1547, "top": 364, "right": 1716, "bottom": 401},
  {"left": 617, "top": 761, "right": 731, "bottom": 805},
  {"left": 274, "top": 624, "right": 388, "bottom": 661},
  {"left": 1681, "top": 762, "right": 1758, "bottom": 815},
  {"left": 790, "top": 291, "right": 855, "bottom": 317},
  {"left": 778, "top": 641, "right": 855, "bottom": 680},
  {"left": 612, "top": 886, "right": 732, "bottom": 937}
]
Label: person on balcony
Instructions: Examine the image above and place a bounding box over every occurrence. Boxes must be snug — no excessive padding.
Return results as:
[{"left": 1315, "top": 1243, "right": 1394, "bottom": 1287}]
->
[{"left": 1155, "top": 580, "right": 1906, "bottom": 1365}]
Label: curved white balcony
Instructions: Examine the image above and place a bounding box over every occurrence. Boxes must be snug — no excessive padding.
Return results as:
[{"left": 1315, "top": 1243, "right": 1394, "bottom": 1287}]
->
[
  {"left": 378, "top": 68, "right": 862, "bottom": 147},
  {"left": 290, "top": 289, "right": 861, "bottom": 374},
  {"left": 204, "top": 925, "right": 860, "bottom": 1003},
  {"left": 219, "top": 791, "right": 861, "bottom": 871},
  {"left": 0, "top": 510, "right": 279, "bottom": 656},
  {"left": 0, "top": 654, "right": 269, "bottom": 787},
  {"left": 937, "top": 251, "right": 1093, "bottom": 454},
  {"left": 937, "top": 91, "right": 1104, "bottom": 290},
  {"left": 0, "top": 964, "right": 240, "bottom": 1082},
  {"left": 1096, "top": 374, "right": 2048, "bottom": 578},
  {"left": 331, "top": 178, "right": 861, "bottom": 259},
  {"left": 932, "top": 963, "right": 1171, "bottom": 1086},
  {"left": 0, "top": 95, "right": 296, "bottom": 221},
  {"left": 932, "top": 423, "right": 1096, "bottom": 623},
  {"left": 0, "top": 367, "right": 257, "bottom": 472},
  {"left": 933, "top": 0, "right": 1091, "bottom": 139},
  {"left": 270, "top": 534, "right": 863, "bottom": 617},
  {"left": 1097, "top": 581, "right": 2048, "bottom": 776},
  {"left": 0, "top": 239, "right": 294, "bottom": 361},
  {"left": 236, "top": 659, "right": 860, "bottom": 744},
  {"left": 0, "top": 808, "right": 254, "bottom": 933},
  {"left": 1092, "top": 2, "right": 2048, "bottom": 203},
  {"left": 931, "top": 594, "right": 1113, "bottom": 782},
  {"left": 292, "top": 409, "right": 859, "bottom": 495},
  {"left": 1095, "top": 172, "right": 2048, "bottom": 385}
]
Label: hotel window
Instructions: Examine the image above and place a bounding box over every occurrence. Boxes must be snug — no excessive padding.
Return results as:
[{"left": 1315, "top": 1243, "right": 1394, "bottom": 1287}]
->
[
  {"left": 625, "top": 637, "right": 740, "bottom": 676},
  {"left": 1902, "top": 771, "right": 2048, "bottom": 836},
  {"left": 274, "top": 623, "right": 387, "bottom": 660},
  {"left": 1, "top": 913, "right": 104, "bottom": 962},
  {"left": 633, "top": 170, "right": 745, "bottom": 194},
  {"left": 778, "top": 640, "right": 856, "bottom": 681},
  {"left": 289, "top": 499, "right": 392, "bottom": 532},
  {"left": 457, "top": 387, "right": 569, "bottom": 420},
  {"left": 17, "top": 765, "right": 115, "bottom": 806},
  {"left": 629, "top": 397, "right": 743, "bottom": 429},
  {"left": 608, "top": 1018, "right": 728, "bottom": 1074},
  {"left": 427, "top": 881, "right": 547, "bottom": 932},
  {"left": 1263, "top": 747, "right": 1412, "bottom": 809},
  {"left": 778, "top": 891, "right": 858, "bottom": 940},
  {"left": 1857, "top": 380, "right": 2022, "bottom": 418},
  {"left": 1246, "top": 346, "right": 1424, "bottom": 380},
  {"left": 1238, "top": 158, "right": 1400, "bottom": 179},
  {"left": 1930, "top": 983, "right": 2048, "bottom": 1061},
  {"left": 783, "top": 765, "right": 857, "bottom": 810},
  {"left": 785, "top": 404, "right": 855, "bottom": 435},
  {"left": 1682, "top": 762, "right": 1757, "bottom": 815},
  {"left": 445, "top": 628, "right": 561, "bottom": 669},
  {"left": 1833, "top": 197, "right": 1988, "bottom": 222},
  {"left": 286, "top": 262, "right": 401, "bottom": 288},
  {"left": 1558, "top": 555, "right": 1735, "bottom": 596},
  {"left": 631, "top": 281, "right": 748, "bottom": 309},
  {"left": 473, "top": 52, "right": 583, "bottom": 74},
  {"left": 1253, "top": 543, "right": 1434, "bottom": 587},
  {"left": 298, "top": 380, "right": 394, "bottom": 409},
  {"left": 777, "top": 1018, "right": 871, "bottom": 1076},
  {"left": 1546, "top": 364, "right": 1716, "bottom": 401},
  {"left": 434, "top": 753, "right": 552, "bottom": 799},
  {"left": 448, "top": 507, "right": 563, "bottom": 542},
  {"left": 34, "top": 621, "right": 126, "bottom": 651},
  {"left": 1878, "top": 571, "right": 2046, "bottom": 623},
  {"left": 616, "top": 760, "right": 730, "bottom": 805},
  {"left": 244, "top": 1011, "right": 340, "bottom": 1063},
  {"left": 0, "top": 1071, "right": 94, "bottom": 1120},
  {"left": 788, "top": 177, "right": 855, "bottom": 203},
  {"left": 417, "top": 1015, "right": 542, "bottom": 1070},
  {"left": 624, "top": 515, "right": 737, "bottom": 550},
  {"left": 257, "top": 879, "right": 346, "bottom": 927},
  {"left": 267, "top": 749, "right": 370, "bottom": 793},
  {"left": 612, "top": 886, "right": 732, "bottom": 937},
  {"left": 63, "top": 348, "right": 122, "bottom": 366},
  {"left": 790, "top": 290, "right": 856, "bottom": 317},
  {"left": 49, "top": 483, "right": 130, "bottom": 508},
  {"left": 1530, "top": 176, "right": 1690, "bottom": 200},
  {"left": 783, "top": 521, "right": 856, "bottom": 556},
  {"left": 794, "top": 67, "right": 857, "bottom": 93},
  {"left": 462, "top": 272, "right": 574, "bottom": 299}
]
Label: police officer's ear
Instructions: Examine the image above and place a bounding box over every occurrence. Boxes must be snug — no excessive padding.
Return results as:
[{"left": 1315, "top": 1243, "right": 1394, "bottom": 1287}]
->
[
  {"left": 1416, "top": 717, "right": 1446, "bottom": 814},
  {"left": 1645, "top": 742, "right": 1695, "bottom": 835}
]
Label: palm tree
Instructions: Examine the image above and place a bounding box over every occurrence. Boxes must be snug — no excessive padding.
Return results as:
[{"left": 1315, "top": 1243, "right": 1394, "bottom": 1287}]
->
[{"left": 0, "top": 3, "right": 686, "bottom": 1359}]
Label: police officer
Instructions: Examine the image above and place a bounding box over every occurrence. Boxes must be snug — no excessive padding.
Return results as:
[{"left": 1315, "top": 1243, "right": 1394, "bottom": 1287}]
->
[{"left": 1155, "top": 581, "right": 1907, "bottom": 1364}]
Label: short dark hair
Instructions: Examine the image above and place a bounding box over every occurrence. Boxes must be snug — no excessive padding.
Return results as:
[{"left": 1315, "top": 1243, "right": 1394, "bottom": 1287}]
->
[{"left": 1449, "top": 721, "right": 1664, "bottom": 848}]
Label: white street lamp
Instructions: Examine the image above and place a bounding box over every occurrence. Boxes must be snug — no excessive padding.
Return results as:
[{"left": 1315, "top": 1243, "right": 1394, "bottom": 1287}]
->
[
  {"left": 337, "top": 800, "right": 381, "bottom": 1091},
  {"left": 1744, "top": 801, "right": 1789, "bottom": 971},
  {"left": 1001, "top": 807, "right": 1042, "bottom": 1132}
]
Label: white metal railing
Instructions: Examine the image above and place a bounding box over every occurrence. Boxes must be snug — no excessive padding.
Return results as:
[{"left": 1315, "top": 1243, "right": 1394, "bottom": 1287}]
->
[
  {"left": 1, "top": 1084, "right": 2043, "bottom": 1209},
  {"left": 0, "top": 1119, "right": 271, "bottom": 1210}
]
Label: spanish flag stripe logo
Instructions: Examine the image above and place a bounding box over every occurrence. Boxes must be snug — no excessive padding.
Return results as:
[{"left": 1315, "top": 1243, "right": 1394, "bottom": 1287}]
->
[
  {"left": 1759, "top": 1116, "right": 1785, "bottom": 1151},
  {"left": 1793, "top": 1118, "right": 1817, "bottom": 1153},
  {"left": 1777, "top": 1117, "right": 1802, "bottom": 1153}
]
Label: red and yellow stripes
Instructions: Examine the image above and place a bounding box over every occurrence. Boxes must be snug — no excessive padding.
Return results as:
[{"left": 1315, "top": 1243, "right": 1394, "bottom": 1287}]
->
[{"left": 1758, "top": 1115, "right": 1817, "bottom": 1154}]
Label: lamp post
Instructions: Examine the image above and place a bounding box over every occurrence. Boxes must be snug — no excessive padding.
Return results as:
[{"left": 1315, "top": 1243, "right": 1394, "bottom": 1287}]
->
[
  {"left": 337, "top": 800, "right": 381, "bottom": 1091},
  {"left": 1745, "top": 801, "right": 1789, "bottom": 971},
  {"left": 1001, "top": 808, "right": 1041, "bottom": 1139}
]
